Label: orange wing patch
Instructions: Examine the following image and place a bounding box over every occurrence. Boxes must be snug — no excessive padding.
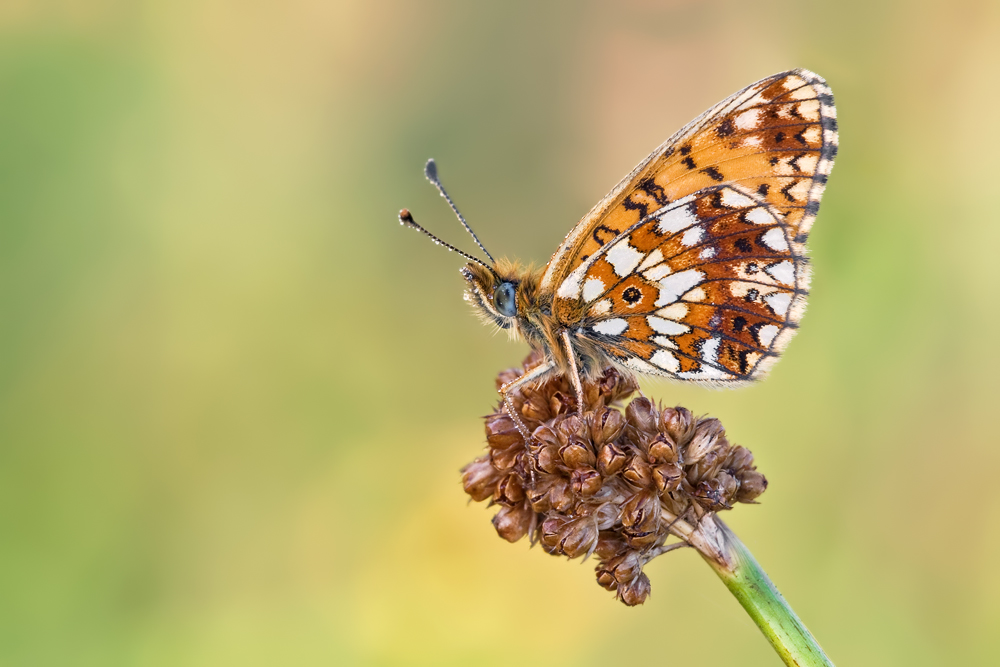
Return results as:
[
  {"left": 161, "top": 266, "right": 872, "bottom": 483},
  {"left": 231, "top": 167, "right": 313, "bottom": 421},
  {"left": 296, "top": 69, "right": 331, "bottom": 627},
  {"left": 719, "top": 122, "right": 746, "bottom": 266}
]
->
[
  {"left": 567, "top": 185, "right": 809, "bottom": 384},
  {"left": 541, "top": 69, "right": 836, "bottom": 308}
]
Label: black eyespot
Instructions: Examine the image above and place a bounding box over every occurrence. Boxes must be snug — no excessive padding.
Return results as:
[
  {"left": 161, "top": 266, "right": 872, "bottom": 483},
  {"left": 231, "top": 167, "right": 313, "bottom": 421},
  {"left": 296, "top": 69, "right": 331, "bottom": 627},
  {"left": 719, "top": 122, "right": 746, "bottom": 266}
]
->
[
  {"left": 494, "top": 282, "right": 517, "bottom": 317},
  {"left": 622, "top": 286, "right": 642, "bottom": 304}
]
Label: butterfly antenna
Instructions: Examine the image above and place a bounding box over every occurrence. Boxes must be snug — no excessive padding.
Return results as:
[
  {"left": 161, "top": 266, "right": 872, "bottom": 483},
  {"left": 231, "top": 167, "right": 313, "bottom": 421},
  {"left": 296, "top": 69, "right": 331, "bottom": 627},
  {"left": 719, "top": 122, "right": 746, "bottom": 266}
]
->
[
  {"left": 423, "top": 159, "right": 496, "bottom": 265},
  {"left": 398, "top": 209, "right": 497, "bottom": 275}
]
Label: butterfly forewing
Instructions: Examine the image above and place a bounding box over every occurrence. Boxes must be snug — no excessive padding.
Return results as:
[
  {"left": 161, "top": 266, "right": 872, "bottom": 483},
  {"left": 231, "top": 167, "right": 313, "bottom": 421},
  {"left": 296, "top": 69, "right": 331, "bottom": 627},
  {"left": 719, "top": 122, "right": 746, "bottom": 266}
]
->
[
  {"left": 544, "top": 69, "right": 835, "bottom": 383},
  {"left": 541, "top": 69, "right": 835, "bottom": 291}
]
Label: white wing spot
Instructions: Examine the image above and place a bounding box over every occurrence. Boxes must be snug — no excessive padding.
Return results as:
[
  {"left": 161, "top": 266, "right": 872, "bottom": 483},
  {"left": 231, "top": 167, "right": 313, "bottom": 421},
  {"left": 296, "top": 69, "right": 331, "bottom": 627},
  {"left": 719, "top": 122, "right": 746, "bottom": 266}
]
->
[
  {"left": 592, "top": 318, "right": 628, "bottom": 336},
  {"left": 652, "top": 335, "right": 677, "bottom": 349},
  {"left": 657, "top": 303, "right": 688, "bottom": 320},
  {"left": 787, "top": 179, "right": 811, "bottom": 201},
  {"left": 720, "top": 188, "right": 755, "bottom": 208},
  {"left": 686, "top": 287, "right": 707, "bottom": 302},
  {"left": 638, "top": 248, "right": 663, "bottom": 271},
  {"left": 789, "top": 84, "right": 815, "bottom": 100},
  {"left": 744, "top": 207, "right": 774, "bottom": 225},
  {"left": 798, "top": 99, "right": 821, "bottom": 121},
  {"left": 557, "top": 264, "right": 587, "bottom": 299},
  {"left": 757, "top": 324, "right": 779, "bottom": 347},
  {"left": 583, "top": 277, "right": 606, "bottom": 302},
  {"left": 700, "top": 247, "right": 717, "bottom": 259},
  {"left": 764, "top": 291, "right": 792, "bottom": 317},
  {"left": 765, "top": 260, "right": 796, "bottom": 285},
  {"left": 678, "top": 337, "right": 729, "bottom": 379},
  {"left": 651, "top": 350, "right": 680, "bottom": 372},
  {"left": 606, "top": 239, "right": 644, "bottom": 277},
  {"left": 783, "top": 75, "right": 806, "bottom": 90},
  {"left": 655, "top": 269, "right": 704, "bottom": 306},
  {"left": 643, "top": 264, "right": 671, "bottom": 281},
  {"left": 589, "top": 299, "right": 612, "bottom": 316},
  {"left": 702, "top": 336, "right": 721, "bottom": 363},
  {"left": 760, "top": 227, "right": 789, "bottom": 252},
  {"left": 796, "top": 154, "right": 818, "bottom": 174},
  {"left": 657, "top": 203, "right": 699, "bottom": 235},
  {"left": 681, "top": 226, "right": 704, "bottom": 246},
  {"left": 735, "top": 108, "right": 761, "bottom": 130},
  {"left": 624, "top": 357, "right": 659, "bottom": 374},
  {"left": 647, "top": 316, "right": 689, "bottom": 335}
]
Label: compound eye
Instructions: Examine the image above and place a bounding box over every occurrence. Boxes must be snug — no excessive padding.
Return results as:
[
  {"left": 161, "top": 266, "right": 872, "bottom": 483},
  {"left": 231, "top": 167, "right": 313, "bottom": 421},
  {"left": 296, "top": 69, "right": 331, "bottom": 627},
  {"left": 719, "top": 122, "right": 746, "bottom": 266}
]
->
[{"left": 493, "top": 282, "right": 517, "bottom": 317}]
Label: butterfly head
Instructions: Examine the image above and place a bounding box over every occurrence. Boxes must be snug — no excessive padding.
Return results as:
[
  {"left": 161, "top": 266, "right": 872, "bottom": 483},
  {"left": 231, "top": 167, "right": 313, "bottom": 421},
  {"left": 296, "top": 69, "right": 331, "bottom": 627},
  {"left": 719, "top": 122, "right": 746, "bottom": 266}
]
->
[{"left": 460, "top": 258, "right": 540, "bottom": 333}]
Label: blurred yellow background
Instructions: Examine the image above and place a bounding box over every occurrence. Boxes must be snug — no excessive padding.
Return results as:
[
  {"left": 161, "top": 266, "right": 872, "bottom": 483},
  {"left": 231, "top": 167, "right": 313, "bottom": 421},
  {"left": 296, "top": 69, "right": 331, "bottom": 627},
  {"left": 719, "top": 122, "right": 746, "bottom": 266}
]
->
[{"left": 1, "top": 0, "right": 998, "bottom": 664}]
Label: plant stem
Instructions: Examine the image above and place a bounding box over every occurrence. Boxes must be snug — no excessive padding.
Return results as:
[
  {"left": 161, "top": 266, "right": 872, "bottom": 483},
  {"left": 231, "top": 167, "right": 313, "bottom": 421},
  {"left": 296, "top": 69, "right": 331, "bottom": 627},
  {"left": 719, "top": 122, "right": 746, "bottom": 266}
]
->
[{"left": 685, "top": 515, "right": 834, "bottom": 667}]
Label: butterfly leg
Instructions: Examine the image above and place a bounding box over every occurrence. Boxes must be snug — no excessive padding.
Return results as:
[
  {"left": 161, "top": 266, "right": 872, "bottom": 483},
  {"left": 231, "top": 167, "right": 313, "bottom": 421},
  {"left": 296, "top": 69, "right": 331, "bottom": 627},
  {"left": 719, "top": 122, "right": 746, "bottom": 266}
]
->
[
  {"left": 499, "top": 358, "right": 556, "bottom": 441},
  {"left": 560, "top": 330, "right": 585, "bottom": 413}
]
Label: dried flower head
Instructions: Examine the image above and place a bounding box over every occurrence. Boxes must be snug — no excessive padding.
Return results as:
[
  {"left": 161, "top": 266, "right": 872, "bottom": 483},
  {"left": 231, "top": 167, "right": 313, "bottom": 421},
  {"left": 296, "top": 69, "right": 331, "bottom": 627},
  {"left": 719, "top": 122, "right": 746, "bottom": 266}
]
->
[{"left": 461, "top": 351, "right": 768, "bottom": 606}]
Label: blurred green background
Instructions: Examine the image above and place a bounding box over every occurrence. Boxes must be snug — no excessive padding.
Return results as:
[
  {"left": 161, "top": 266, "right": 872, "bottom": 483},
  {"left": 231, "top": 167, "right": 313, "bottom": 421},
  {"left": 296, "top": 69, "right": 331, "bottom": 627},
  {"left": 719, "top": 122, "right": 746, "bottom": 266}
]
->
[{"left": 1, "top": 0, "right": 998, "bottom": 664}]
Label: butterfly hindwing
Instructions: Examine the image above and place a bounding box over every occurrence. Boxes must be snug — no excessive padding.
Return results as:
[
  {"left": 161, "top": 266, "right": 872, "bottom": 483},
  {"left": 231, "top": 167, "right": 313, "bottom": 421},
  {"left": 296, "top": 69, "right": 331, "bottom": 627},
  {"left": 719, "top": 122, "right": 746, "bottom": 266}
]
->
[{"left": 564, "top": 185, "right": 810, "bottom": 384}]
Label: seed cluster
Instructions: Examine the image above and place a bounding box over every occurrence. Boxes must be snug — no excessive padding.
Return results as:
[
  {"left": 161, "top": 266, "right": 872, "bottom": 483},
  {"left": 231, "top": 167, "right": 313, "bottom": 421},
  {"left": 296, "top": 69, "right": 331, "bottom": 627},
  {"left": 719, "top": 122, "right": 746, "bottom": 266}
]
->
[{"left": 461, "top": 352, "right": 768, "bottom": 605}]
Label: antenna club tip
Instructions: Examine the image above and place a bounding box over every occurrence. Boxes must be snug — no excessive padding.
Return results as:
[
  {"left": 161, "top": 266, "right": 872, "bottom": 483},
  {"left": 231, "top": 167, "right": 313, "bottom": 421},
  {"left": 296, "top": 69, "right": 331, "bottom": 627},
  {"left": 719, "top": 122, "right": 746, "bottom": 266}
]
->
[
  {"left": 398, "top": 209, "right": 414, "bottom": 226},
  {"left": 423, "top": 159, "right": 438, "bottom": 182}
]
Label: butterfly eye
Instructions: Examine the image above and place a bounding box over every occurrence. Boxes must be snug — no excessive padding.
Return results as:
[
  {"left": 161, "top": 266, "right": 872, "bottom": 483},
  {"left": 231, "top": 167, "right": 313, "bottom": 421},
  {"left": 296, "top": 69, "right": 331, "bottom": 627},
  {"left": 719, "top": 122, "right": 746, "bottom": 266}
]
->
[{"left": 493, "top": 282, "right": 517, "bottom": 317}]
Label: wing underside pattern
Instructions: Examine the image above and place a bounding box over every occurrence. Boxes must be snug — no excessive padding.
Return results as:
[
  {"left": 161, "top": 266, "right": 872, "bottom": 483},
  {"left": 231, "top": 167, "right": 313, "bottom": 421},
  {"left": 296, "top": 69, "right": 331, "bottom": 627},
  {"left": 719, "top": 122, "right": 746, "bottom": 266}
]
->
[
  {"left": 544, "top": 69, "right": 837, "bottom": 382},
  {"left": 564, "top": 185, "right": 810, "bottom": 383}
]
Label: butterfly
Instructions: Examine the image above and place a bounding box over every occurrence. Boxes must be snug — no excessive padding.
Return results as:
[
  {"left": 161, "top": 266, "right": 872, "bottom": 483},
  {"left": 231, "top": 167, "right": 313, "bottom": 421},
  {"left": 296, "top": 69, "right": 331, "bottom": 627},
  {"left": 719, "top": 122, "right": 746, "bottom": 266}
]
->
[{"left": 400, "top": 69, "right": 837, "bottom": 439}]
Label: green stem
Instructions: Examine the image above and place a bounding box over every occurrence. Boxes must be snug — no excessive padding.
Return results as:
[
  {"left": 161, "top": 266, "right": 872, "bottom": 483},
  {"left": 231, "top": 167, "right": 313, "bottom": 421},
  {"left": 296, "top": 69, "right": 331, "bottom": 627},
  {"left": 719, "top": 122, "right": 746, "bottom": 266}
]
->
[{"left": 686, "top": 515, "right": 834, "bottom": 667}]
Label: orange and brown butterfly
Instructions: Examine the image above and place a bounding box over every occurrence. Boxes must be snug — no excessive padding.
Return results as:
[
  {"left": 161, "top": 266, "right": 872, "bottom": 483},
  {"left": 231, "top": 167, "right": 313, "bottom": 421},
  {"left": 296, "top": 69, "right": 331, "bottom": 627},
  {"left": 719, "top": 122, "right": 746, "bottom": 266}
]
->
[{"left": 400, "top": 69, "right": 837, "bottom": 438}]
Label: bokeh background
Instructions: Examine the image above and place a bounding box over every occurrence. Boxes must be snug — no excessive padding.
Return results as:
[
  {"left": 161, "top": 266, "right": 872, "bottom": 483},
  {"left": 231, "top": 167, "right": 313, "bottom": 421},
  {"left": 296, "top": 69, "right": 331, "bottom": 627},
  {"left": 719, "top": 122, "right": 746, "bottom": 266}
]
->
[{"left": 1, "top": 0, "right": 999, "bottom": 664}]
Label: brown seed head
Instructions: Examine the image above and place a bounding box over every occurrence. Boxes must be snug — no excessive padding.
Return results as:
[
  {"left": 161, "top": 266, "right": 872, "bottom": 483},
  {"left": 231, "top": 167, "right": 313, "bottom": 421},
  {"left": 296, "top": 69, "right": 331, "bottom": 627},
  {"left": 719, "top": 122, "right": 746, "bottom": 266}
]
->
[
  {"left": 570, "top": 467, "right": 603, "bottom": 496},
  {"left": 590, "top": 408, "right": 626, "bottom": 446},
  {"left": 560, "top": 440, "right": 596, "bottom": 469},
  {"left": 463, "top": 351, "right": 770, "bottom": 606},
  {"left": 660, "top": 406, "right": 696, "bottom": 445},
  {"left": 597, "top": 441, "right": 627, "bottom": 476},
  {"left": 648, "top": 433, "right": 678, "bottom": 464},
  {"left": 652, "top": 462, "right": 684, "bottom": 494},
  {"left": 594, "top": 531, "right": 628, "bottom": 560},
  {"left": 534, "top": 442, "right": 561, "bottom": 475},
  {"left": 548, "top": 478, "right": 575, "bottom": 512},
  {"left": 608, "top": 550, "right": 644, "bottom": 584},
  {"left": 621, "top": 490, "right": 661, "bottom": 532},
  {"left": 493, "top": 502, "right": 533, "bottom": 542},
  {"left": 618, "top": 572, "right": 652, "bottom": 606},
  {"left": 737, "top": 470, "right": 768, "bottom": 502},
  {"left": 618, "top": 572, "right": 652, "bottom": 607},
  {"left": 541, "top": 515, "right": 599, "bottom": 558},
  {"left": 461, "top": 456, "right": 501, "bottom": 502},
  {"left": 625, "top": 397, "right": 659, "bottom": 445},
  {"left": 622, "top": 455, "right": 653, "bottom": 488},
  {"left": 685, "top": 418, "right": 726, "bottom": 464},
  {"left": 495, "top": 472, "right": 525, "bottom": 506}
]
